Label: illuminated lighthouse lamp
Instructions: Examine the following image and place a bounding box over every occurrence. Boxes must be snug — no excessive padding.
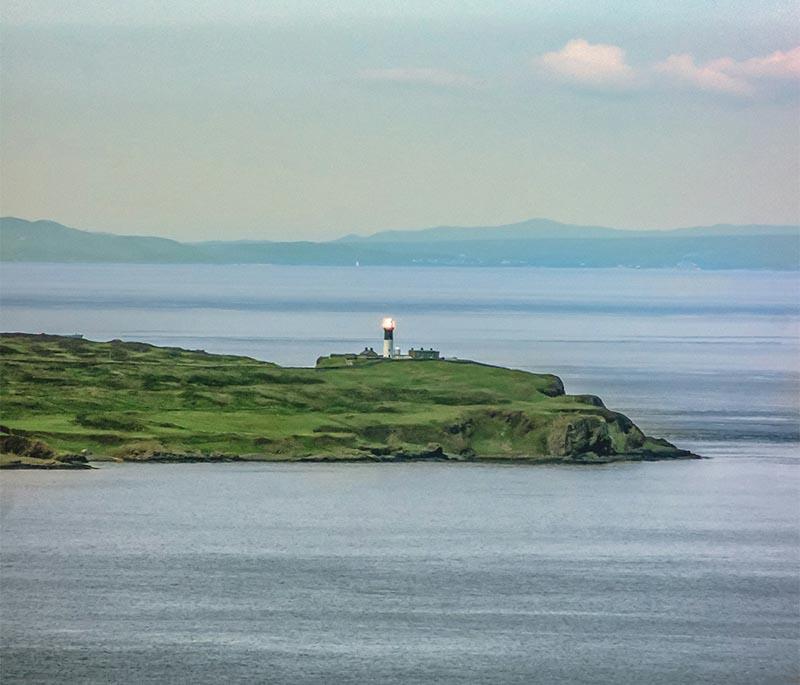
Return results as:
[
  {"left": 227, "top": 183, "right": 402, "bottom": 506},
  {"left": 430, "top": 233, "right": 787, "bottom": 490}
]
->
[{"left": 381, "top": 317, "right": 396, "bottom": 358}]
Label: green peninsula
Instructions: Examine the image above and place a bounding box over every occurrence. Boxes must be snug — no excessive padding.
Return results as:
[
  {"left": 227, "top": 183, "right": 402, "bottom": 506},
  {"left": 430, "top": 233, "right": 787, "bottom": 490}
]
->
[{"left": 0, "top": 333, "right": 697, "bottom": 468}]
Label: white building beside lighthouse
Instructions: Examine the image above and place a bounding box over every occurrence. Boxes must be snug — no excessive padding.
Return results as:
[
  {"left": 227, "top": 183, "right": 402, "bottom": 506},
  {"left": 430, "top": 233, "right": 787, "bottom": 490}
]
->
[{"left": 315, "top": 317, "right": 443, "bottom": 367}]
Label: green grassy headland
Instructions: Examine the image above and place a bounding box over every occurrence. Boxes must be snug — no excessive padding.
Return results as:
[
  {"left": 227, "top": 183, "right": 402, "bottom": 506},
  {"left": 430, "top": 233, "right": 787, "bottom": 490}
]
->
[{"left": 0, "top": 333, "right": 697, "bottom": 467}]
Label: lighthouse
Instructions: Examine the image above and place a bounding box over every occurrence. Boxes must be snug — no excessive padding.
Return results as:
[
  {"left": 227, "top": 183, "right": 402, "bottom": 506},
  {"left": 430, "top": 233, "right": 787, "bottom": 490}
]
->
[{"left": 381, "top": 318, "right": 396, "bottom": 358}]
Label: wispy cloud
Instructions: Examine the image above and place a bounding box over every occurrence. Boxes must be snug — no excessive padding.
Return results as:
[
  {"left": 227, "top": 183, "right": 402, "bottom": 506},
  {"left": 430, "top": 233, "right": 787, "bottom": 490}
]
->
[
  {"left": 358, "top": 68, "right": 478, "bottom": 89},
  {"left": 536, "top": 39, "right": 637, "bottom": 89},
  {"left": 726, "top": 46, "right": 800, "bottom": 80},
  {"left": 535, "top": 40, "right": 800, "bottom": 98},
  {"left": 653, "top": 54, "right": 754, "bottom": 96}
]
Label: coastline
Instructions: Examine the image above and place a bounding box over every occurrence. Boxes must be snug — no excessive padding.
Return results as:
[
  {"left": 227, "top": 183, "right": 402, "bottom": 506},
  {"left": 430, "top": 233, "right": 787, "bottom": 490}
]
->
[{"left": 1, "top": 447, "right": 702, "bottom": 470}]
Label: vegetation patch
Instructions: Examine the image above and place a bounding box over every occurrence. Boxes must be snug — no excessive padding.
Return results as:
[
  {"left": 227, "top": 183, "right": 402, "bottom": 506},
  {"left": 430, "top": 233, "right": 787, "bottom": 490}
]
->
[{"left": 75, "top": 412, "right": 146, "bottom": 432}]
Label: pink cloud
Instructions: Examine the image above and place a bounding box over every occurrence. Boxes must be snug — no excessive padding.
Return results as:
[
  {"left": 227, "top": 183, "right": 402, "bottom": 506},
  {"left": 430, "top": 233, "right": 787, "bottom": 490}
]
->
[
  {"left": 654, "top": 47, "right": 800, "bottom": 96},
  {"left": 653, "top": 54, "right": 754, "bottom": 96},
  {"left": 536, "top": 40, "right": 800, "bottom": 98},
  {"left": 732, "top": 46, "right": 800, "bottom": 79},
  {"left": 536, "top": 39, "right": 637, "bottom": 88}
]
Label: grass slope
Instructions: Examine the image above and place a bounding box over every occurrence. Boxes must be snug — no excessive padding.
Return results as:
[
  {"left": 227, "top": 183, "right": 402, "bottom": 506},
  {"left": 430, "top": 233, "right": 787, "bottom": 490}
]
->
[{"left": 0, "top": 334, "right": 695, "bottom": 465}]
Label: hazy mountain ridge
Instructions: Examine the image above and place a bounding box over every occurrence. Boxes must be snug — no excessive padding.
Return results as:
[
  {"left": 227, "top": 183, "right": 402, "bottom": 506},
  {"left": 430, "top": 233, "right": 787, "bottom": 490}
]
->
[
  {"left": 336, "top": 218, "right": 800, "bottom": 242},
  {"left": 0, "top": 218, "right": 195, "bottom": 263},
  {"left": 1, "top": 216, "right": 798, "bottom": 269}
]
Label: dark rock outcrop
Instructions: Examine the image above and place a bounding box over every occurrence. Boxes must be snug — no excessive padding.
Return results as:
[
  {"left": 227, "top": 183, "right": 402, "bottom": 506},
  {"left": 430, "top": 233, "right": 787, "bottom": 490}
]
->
[
  {"left": 547, "top": 415, "right": 613, "bottom": 457},
  {"left": 0, "top": 431, "right": 56, "bottom": 460},
  {"left": 0, "top": 427, "right": 92, "bottom": 469}
]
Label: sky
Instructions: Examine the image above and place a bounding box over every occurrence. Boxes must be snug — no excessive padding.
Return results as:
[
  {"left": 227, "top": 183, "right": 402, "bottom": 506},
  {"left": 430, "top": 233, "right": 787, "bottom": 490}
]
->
[{"left": 1, "top": 1, "right": 799, "bottom": 241}]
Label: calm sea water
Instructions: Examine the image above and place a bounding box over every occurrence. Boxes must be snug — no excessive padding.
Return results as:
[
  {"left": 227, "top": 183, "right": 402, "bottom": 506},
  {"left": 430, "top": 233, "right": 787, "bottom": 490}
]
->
[{"left": 1, "top": 264, "right": 799, "bottom": 683}]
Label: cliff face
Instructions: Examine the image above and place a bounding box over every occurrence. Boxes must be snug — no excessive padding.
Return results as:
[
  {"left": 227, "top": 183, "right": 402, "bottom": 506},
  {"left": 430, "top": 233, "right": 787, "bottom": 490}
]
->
[
  {"left": 0, "top": 334, "right": 698, "bottom": 465},
  {"left": 346, "top": 406, "right": 695, "bottom": 464}
]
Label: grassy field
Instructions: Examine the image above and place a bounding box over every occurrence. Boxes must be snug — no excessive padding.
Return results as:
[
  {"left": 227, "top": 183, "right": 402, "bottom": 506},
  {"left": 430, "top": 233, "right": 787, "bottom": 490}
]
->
[{"left": 0, "top": 333, "right": 694, "bottom": 465}]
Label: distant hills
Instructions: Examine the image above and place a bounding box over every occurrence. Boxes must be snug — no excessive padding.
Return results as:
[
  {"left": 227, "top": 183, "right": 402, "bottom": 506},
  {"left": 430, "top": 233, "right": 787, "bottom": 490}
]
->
[{"left": 1, "top": 216, "right": 798, "bottom": 269}]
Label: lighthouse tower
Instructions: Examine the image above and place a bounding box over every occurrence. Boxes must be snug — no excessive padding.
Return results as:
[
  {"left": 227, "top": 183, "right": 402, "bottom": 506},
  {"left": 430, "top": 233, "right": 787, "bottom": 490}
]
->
[{"left": 381, "top": 318, "right": 396, "bottom": 358}]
